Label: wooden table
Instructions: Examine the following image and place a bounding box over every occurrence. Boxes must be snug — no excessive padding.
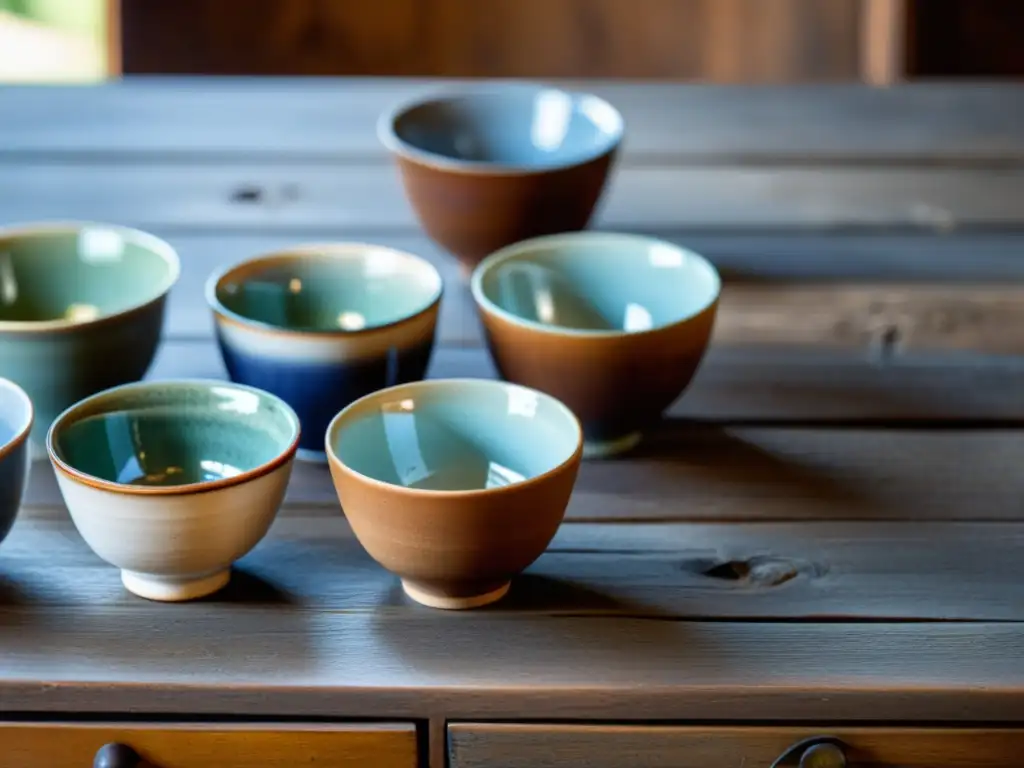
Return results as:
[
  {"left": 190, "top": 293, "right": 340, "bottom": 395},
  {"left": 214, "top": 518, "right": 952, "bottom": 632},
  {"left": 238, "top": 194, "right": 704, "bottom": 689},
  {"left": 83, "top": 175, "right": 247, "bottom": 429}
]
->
[{"left": 2, "top": 78, "right": 1024, "bottom": 767}]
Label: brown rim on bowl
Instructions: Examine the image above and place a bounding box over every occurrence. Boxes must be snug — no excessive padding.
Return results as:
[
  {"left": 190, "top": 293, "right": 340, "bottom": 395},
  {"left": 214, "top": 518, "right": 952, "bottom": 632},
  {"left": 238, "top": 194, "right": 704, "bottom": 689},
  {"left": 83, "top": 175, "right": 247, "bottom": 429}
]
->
[
  {"left": 469, "top": 231, "right": 722, "bottom": 340},
  {"left": 325, "top": 377, "right": 584, "bottom": 499},
  {"left": 0, "top": 221, "right": 181, "bottom": 335},
  {"left": 205, "top": 242, "right": 444, "bottom": 339},
  {"left": 46, "top": 379, "right": 301, "bottom": 497},
  {"left": 377, "top": 84, "right": 625, "bottom": 177},
  {"left": 0, "top": 377, "right": 34, "bottom": 463}
]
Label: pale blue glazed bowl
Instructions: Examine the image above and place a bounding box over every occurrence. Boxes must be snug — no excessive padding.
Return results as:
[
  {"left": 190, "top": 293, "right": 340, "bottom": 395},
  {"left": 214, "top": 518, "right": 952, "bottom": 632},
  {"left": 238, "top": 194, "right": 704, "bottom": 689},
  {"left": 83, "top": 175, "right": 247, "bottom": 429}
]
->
[
  {"left": 0, "top": 377, "right": 33, "bottom": 548},
  {"left": 379, "top": 83, "right": 625, "bottom": 171},
  {"left": 325, "top": 378, "right": 583, "bottom": 609},
  {"left": 0, "top": 222, "right": 180, "bottom": 454},
  {"left": 207, "top": 243, "right": 443, "bottom": 463}
]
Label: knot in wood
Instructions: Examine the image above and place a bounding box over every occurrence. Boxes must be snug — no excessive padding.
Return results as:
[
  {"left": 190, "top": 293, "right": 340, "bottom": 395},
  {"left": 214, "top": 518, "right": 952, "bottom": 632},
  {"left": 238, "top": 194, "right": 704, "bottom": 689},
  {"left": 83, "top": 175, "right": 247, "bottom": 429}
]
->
[{"left": 702, "top": 556, "right": 801, "bottom": 588}]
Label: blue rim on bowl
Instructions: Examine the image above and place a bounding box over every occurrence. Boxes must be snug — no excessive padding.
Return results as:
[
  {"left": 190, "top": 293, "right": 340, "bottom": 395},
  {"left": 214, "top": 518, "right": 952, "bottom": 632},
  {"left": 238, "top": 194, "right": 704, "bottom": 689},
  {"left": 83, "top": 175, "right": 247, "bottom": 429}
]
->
[
  {"left": 46, "top": 379, "right": 301, "bottom": 497},
  {"left": 0, "top": 220, "right": 181, "bottom": 334},
  {"left": 377, "top": 83, "right": 625, "bottom": 176},
  {"left": 0, "top": 377, "right": 34, "bottom": 462},
  {"left": 325, "top": 377, "right": 584, "bottom": 497},
  {"left": 205, "top": 242, "right": 444, "bottom": 337},
  {"left": 470, "top": 231, "right": 722, "bottom": 339}
]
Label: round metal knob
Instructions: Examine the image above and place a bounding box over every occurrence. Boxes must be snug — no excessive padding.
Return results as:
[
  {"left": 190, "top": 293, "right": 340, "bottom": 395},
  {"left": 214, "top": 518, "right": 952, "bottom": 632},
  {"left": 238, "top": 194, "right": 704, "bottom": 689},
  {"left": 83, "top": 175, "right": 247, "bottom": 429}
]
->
[
  {"left": 94, "top": 743, "right": 142, "bottom": 768},
  {"left": 770, "top": 736, "right": 847, "bottom": 768}
]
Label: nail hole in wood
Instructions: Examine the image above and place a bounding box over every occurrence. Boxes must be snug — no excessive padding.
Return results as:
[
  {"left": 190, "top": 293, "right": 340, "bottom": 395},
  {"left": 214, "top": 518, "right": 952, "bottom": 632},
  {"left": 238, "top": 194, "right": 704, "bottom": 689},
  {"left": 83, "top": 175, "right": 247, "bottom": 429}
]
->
[{"left": 231, "top": 185, "right": 264, "bottom": 203}]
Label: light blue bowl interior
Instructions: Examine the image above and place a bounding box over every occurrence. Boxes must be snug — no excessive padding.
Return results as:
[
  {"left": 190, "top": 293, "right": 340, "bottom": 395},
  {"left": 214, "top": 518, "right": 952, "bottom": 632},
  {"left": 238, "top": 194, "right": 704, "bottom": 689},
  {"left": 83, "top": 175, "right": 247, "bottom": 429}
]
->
[
  {"left": 329, "top": 380, "right": 579, "bottom": 492},
  {"left": 51, "top": 382, "right": 299, "bottom": 488},
  {"left": 213, "top": 248, "right": 442, "bottom": 332},
  {"left": 0, "top": 378, "right": 31, "bottom": 450},
  {"left": 387, "top": 87, "right": 623, "bottom": 169},
  {"left": 0, "top": 225, "right": 177, "bottom": 323},
  {"left": 474, "top": 233, "right": 721, "bottom": 333}
]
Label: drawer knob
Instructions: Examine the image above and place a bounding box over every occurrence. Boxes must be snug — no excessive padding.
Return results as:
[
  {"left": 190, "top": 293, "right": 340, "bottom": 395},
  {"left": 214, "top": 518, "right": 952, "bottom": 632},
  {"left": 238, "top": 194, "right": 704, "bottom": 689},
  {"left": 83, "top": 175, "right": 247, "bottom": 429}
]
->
[
  {"left": 94, "top": 743, "right": 143, "bottom": 768},
  {"left": 770, "top": 736, "right": 847, "bottom": 768}
]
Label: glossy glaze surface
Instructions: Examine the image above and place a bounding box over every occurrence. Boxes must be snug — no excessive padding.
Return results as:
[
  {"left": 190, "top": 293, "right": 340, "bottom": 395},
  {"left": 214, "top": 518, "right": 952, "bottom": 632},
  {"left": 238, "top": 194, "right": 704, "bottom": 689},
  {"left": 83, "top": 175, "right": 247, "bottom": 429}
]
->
[
  {"left": 380, "top": 85, "right": 623, "bottom": 171},
  {"left": 0, "top": 223, "right": 179, "bottom": 450},
  {"left": 51, "top": 381, "right": 299, "bottom": 489},
  {"left": 329, "top": 378, "right": 581, "bottom": 491},
  {"left": 209, "top": 244, "right": 441, "bottom": 460},
  {"left": 0, "top": 377, "right": 33, "bottom": 546},
  {"left": 471, "top": 233, "right": 720, "bottom": 456},
  {"left": 327, "top": 379, "right": 582, "bottom": 609},
  {"left": 474, "top": 232, "right": 721, "bottom": 333}
]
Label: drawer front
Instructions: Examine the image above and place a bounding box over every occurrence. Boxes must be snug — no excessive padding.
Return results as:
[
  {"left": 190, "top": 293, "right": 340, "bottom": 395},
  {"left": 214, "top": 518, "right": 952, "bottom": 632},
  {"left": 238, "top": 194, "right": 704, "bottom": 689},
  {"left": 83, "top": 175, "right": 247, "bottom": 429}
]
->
[
  {"left": 4, "top": 722, "right": 417, "bottom": 768},
  {"left": 449, "top": 724, "right": 1024, "bottom": 767}
]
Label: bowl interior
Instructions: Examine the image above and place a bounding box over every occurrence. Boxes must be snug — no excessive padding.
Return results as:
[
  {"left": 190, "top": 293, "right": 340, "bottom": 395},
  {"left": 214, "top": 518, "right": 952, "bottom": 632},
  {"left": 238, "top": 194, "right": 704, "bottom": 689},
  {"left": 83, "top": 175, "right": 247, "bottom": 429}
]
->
[
  {"left": 388, "top": 88, "right": 622, "bottom": 169},
  {"left": 52, "top": 383, "right": 298, "bottom": 488},
  {"left": 213, "top": 247, "right": 442, "bottom": 332},
  {"left": 475, "top": 234, "right": 721, "bottom": 333},
  {"left": 0, "top": 378, "right": 31, "bottom": 450},
  {"left": 0, "top": 226, "right": 177, "bottom": 324},
  {"left": 330, "top": 380, "right": 579, "bottom": 492}
]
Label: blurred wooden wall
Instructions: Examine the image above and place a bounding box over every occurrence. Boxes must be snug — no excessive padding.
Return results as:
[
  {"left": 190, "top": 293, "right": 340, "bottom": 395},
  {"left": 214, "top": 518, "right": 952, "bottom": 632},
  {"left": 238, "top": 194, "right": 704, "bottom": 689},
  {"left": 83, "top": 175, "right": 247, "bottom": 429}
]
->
[{"left": 118, "top": 0, "right": 865, "bottom": 81}]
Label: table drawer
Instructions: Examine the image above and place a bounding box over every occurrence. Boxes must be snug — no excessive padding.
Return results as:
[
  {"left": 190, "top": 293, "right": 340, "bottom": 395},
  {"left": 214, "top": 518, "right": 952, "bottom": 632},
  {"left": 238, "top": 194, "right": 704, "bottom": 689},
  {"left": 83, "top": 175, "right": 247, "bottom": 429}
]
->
[
  {"left": 448, "top": 724, "right": 1024, "bottom": 767},
  {"left": 3, "top": 722, "right": 418, "bottom": 768}
]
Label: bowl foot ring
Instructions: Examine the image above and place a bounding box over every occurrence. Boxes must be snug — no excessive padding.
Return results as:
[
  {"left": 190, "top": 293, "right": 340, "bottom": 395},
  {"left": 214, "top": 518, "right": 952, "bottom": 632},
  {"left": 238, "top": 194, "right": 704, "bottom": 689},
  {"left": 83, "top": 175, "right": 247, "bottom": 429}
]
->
[
  {"left": 582, "top": 431, "right": 642, "bottom": 459},
  {"left": 402, "top": 579, "right": 511, "bottom": 610},
  {"left": 121, "top": 568, "right": 231, "bottom": 602}
]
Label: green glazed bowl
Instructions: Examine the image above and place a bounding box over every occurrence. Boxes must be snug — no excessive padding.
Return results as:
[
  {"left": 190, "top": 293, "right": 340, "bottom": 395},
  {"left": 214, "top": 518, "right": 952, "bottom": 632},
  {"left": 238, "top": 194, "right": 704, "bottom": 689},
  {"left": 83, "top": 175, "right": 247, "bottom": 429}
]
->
[{"left": 0, "top": 222, "right": 180, "bottom": 453}]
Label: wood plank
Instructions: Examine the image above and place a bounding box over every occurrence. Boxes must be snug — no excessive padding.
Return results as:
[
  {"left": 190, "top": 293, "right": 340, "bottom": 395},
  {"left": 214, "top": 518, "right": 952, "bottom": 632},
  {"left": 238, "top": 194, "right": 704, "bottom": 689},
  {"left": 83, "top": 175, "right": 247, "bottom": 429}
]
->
[
  {"left": 2, "top": 80, "right": 1023, "bottom": 160},
  {"left": 4, "top": 722, "right": 417, "bottom": 768},
  {"left": 121, "top": 231, "right": 1024, "bottom": 340},
  {"left": 3, "top": 163, "right": 1024, "bottom": 231},
  {"left": 118, "top": 0, "right": 861, "bottom": 82},
  {"left": 449, "top": 724, "right": 1024, "bottom": 768},
  {"left": 1, "top": 612, "right": 1022, "bottom": 721},
  {"left": 6, "top": 510, "right": 1024, "bottom": 620}
]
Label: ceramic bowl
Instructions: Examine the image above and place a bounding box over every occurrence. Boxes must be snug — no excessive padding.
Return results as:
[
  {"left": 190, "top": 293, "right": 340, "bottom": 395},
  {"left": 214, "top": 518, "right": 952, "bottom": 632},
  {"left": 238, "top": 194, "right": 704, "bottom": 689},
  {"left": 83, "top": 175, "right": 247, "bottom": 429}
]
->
[
  {"left": 0, "top": 222, "right": 180, "bottom": 454},
  {"left": 326, "top": 378, "right": 582, "bottom": 610},
  {"left": 0, "top": 377, "right": 33, "bottom": 548},
  {"left": 471, "top": 232, "right": 721, "bottom": 458},
  {"left": 47, "top": 380, "right": 300, "bottom": 602},
  {"left": 378, "top": 84, "right": 623, "bottom": 276},
  {"left": 207, "top": 243, "right": 443, "bottom": 463}
]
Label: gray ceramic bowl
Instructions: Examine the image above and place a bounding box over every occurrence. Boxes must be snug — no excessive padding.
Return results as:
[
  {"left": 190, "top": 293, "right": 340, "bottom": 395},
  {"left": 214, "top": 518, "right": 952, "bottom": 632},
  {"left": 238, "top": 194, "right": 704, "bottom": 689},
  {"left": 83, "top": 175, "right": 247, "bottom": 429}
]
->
[
  {"left": 0, "top": 377, "right": 33, "bottom": 548},
  {"left": 0, "top": 222, "right": 180, "bottom": 453}
]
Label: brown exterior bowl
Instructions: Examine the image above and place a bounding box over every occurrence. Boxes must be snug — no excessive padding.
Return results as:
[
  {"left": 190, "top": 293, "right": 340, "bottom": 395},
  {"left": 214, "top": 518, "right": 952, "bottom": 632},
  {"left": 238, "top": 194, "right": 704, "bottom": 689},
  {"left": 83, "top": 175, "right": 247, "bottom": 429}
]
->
[
  {"left": 378, "top": 85, "right": 623, "bottom": 276},
  {"left": 325, "top": 378, "right": 583, "bottom": 610},
  {"left": 470, "top": 232, "right": 721, "bottom": 458}
]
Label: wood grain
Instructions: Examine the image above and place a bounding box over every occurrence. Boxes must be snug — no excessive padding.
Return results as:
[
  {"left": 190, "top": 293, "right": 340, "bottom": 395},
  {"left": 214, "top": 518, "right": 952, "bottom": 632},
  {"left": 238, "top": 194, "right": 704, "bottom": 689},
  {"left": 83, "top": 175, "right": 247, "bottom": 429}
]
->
[
  {"left": 2, "top": 612, "right": 1023, "bottom": 722},
  {"left": 2, "top": 80, "right": 1022, "bottom": 160},
  {"left": 449, "top": 724, "right": 1024, "bottom": 768},
  {"left": 6, "top": 507, "right": 1024, "bottom": 619},
  {"left": 3, "top": 722, "right": 417, "bottom": 768},
  {"left": 117, "top": 0, "right": 860, "bottom": 81},
  {"left": 3, "top": 162, "right": 1023, "bottom": 232}
]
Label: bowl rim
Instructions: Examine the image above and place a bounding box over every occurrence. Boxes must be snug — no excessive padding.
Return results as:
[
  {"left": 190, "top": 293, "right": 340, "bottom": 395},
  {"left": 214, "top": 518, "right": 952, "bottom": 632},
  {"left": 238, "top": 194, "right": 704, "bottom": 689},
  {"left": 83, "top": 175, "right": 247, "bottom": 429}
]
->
[
  {"left": 470, "top": 231, "right": 722, "bottom": 339},
  {"left": 377, "top": 82, "right": 625, "bottom": 176},
  {"left": 0, "top": 377, "right": 34, "bottom": 463},
  {"left": 0, "top": 221, "right": 181, "bottom": 334},
  {"left": 46, "top": 378, "right": 301, "bottom": 497},
  {"left": 205, "top": 242, "right": 445, "bottom": 338},
  {"left": 325, "top": 377, "right": 583, "bottom": 499}
]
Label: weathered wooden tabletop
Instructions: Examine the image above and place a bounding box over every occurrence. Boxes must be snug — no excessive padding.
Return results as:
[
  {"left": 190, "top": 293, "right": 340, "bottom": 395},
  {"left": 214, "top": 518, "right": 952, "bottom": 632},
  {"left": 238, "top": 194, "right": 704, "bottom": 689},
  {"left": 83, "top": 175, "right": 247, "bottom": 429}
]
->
[{"left": 2, "top": 78, "right": 1024, "bottom": 766}]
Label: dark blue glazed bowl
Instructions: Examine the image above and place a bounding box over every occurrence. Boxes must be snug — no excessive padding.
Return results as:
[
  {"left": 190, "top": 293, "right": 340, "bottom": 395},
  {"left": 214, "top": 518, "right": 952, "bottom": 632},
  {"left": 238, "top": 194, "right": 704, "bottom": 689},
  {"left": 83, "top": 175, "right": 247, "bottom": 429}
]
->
[
  {"left": 206, "top": 243, "right": 443, "bottom": 463},
  {"left": 0, "top": 377, "right": 33, "bottom": 547}
]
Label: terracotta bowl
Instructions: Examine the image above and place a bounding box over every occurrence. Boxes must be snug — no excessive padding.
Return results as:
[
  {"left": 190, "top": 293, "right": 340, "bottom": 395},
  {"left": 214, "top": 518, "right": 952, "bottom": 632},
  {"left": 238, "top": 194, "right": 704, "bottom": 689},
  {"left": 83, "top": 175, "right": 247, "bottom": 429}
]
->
[
  {"left": 378, "top": 84, "right": 623, "bottom": 277},
  {"left": 326, "top": 378, "right": 583, "bottom": 610},
  {"left": 471, "top": 232, "right": 721, "bottom": 458}
]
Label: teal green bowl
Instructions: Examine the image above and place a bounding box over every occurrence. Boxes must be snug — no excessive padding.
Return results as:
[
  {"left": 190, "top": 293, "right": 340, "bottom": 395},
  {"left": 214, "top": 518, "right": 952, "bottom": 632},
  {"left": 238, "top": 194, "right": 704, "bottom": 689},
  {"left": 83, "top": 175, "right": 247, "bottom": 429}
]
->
[
  {"left": 0, "top": 377, "right": 33, "bottom": 549},
  {"left": 0, "top": 222, "right": 180, "bottom": 453},
  {"left": 47, "top": 379, "right": 300, "bottom": 602}
]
